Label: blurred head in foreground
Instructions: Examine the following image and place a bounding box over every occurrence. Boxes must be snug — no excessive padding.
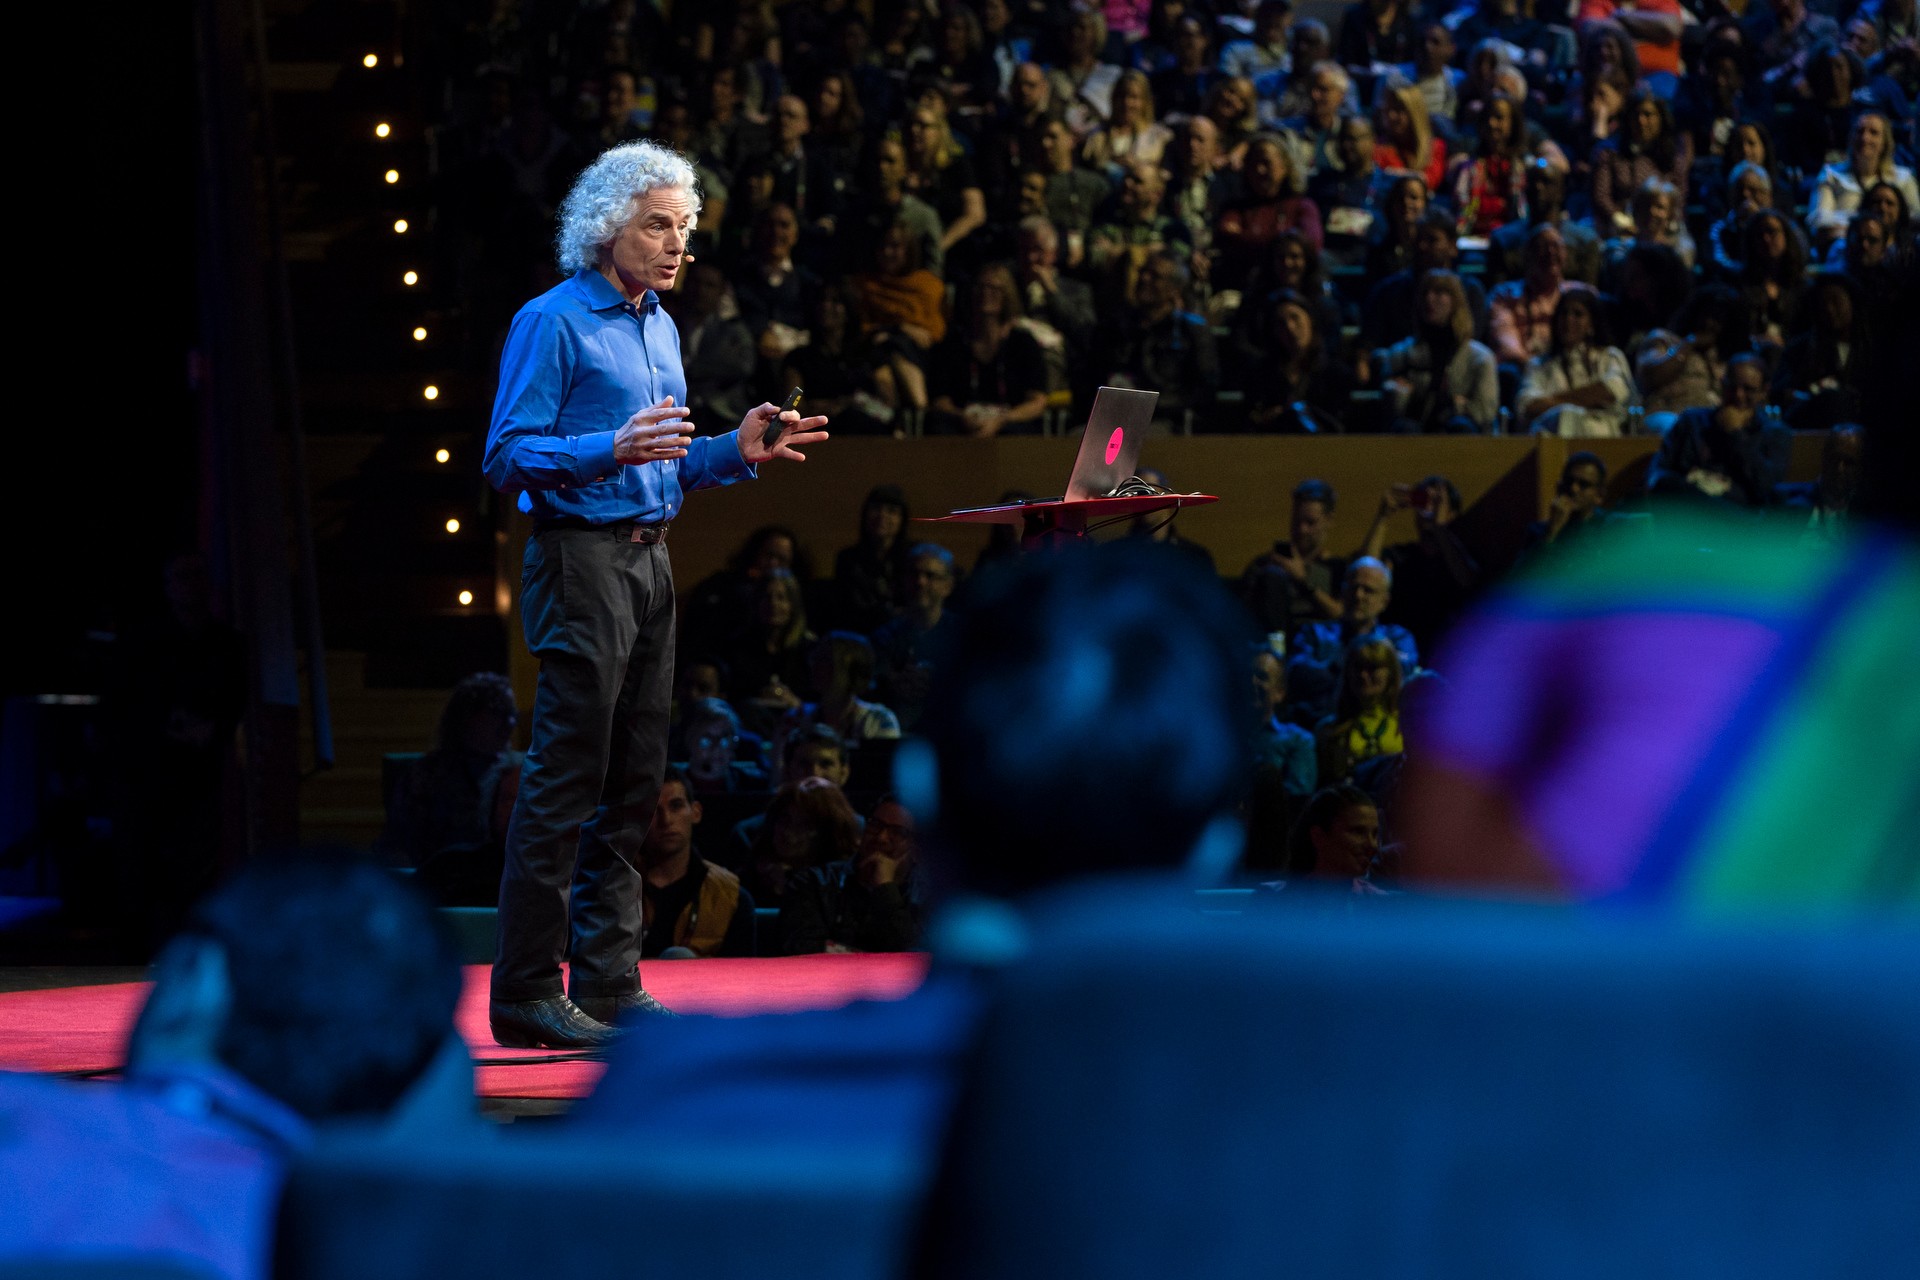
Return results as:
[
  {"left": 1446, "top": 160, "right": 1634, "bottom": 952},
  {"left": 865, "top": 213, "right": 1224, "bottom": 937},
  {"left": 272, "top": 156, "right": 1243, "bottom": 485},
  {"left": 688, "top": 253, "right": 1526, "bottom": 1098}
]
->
[
  {"left": 1400, "top": 512, "right": 1920, "bottom": 911},
  {"left": 907, "top": 539, "right": 1255, "bottom": 900},
  {"left": 129, "top": 854, "right": 464, "bottom": 1121}
]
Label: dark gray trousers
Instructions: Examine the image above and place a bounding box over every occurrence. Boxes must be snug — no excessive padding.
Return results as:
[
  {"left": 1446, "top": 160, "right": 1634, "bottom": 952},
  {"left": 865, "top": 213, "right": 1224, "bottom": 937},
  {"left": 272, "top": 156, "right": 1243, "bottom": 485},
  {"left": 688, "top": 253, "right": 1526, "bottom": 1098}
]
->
[{"left": 492, "top": 527, "right": 675, "bottom": 1003}]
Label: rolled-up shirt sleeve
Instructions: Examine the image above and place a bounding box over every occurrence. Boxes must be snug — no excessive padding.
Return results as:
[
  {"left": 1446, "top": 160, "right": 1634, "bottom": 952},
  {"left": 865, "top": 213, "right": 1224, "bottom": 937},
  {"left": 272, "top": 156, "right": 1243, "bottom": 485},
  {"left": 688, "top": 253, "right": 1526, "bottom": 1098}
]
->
[{"left": 483, "top": 310, "right": 621, "bottom": 493}]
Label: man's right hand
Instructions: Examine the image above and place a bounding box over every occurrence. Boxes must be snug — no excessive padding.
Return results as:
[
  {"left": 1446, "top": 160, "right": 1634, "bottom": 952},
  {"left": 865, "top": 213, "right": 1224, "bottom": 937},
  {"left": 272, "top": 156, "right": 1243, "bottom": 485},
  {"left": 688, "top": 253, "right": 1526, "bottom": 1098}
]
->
[{"left": 613, "top": 397, "right": 695, "bottom": 464}]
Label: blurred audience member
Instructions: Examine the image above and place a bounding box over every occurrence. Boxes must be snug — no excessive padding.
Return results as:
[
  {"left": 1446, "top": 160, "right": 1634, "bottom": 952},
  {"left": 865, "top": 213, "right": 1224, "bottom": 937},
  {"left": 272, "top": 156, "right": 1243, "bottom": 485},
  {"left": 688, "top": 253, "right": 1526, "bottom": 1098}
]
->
[
  {"left": 875, "top": 544, "right": 959, "bottom": 732},
  {"left": 1314, "top": 635, "right": 1407, "bottom": 785},
  {"left": 782, "top": 796, "right": 928, "bottom": 954},
  {"left": 386, "top": 673, "right": 523, "bottom": 906},
  {"left": 1240, "top": 478, "right": 1345, "bottom": 641},
  {"left": 1286, "top": 782, "right": 1387, "bottom": 892},
  {"left": 1649, "top": 355, "right": 1792, "bottom": 509},
  {"left": 1286, "top": 556, "right": 1419, "bottom": 725}
]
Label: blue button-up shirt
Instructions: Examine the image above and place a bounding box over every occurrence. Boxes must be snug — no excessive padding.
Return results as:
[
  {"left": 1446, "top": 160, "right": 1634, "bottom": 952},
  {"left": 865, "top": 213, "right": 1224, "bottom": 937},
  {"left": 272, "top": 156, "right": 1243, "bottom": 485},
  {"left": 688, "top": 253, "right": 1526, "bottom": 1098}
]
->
[{"left": 484, "top": 268, "right": 757, "bottom": 523}]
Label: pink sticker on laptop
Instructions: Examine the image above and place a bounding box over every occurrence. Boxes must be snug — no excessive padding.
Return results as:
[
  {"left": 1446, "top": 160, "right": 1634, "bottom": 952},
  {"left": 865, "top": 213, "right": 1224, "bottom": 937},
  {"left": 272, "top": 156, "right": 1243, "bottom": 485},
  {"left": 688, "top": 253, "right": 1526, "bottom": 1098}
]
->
[{"left": 1104, "top": 428, "right": 1124, "bottom": 465}]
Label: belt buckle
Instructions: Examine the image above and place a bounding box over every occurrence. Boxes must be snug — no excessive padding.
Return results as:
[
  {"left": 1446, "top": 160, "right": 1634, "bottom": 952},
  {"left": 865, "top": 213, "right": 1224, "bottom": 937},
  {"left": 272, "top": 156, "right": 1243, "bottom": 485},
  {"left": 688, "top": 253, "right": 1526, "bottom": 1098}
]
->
[{"left": 629, "top": 521, "right": 670, "bottom": 545}]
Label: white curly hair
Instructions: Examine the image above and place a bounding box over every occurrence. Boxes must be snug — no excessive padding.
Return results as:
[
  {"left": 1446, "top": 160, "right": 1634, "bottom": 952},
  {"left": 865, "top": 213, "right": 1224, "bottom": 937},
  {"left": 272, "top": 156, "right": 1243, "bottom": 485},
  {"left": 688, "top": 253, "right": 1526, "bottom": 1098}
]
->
[{"left": 555, "top": 141, "right": 703, "bottom": 274}]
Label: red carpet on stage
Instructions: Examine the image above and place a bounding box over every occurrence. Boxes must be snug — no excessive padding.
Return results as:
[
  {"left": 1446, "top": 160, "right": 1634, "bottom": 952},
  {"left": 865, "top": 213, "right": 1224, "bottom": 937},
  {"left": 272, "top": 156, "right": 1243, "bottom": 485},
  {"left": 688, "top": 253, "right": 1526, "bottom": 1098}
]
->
[{"left": 0, "top": 954, "right": 929, "bottom": 1100}]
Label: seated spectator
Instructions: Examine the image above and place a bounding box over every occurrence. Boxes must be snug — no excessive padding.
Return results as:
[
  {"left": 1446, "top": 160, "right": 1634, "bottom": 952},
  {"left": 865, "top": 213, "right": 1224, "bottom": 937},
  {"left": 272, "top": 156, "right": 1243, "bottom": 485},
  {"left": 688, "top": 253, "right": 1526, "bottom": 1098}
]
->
[
  {"left": 1774, "top": 424, "right": 1863, "bottom": 544},
  {"left": 1598, "top": 177, "right": 1696, "bottom": 285},
  {"left": 808, "top": 70, "right": 867, "bottom": 178},
  {"left": 1853, "top": 183, "right": 1916, "bottom": 268},
  {"left": 1363, "top": 269, "right": 1500, "bottom": 433},
  {"left": 640, "top": 767, "right": 757, "bottom": 958},
  {"left": 671, "top": 262, "right": 757, "bottom": 428},
  {"left": 783, "top": 631, "right": 903, "bottom": 753},
  {"left": 1246, "top": 288, "right": 1360, "bottom": 431},
  {"left": 0, "top": 856, "right": 466, "bottom": 1280},
  {"left": 850, "top": 220, "right": 946, "bottom": 413},
  {"left": 1447, "top": 94, "right": 1531, "bottom": 236},
  {"left": 1777, "top": 39, "right": 1865, "bottom": 175},
  {"left": 1220, "top": 1, "right": 1295, "bottom": 81},
  {"left": 1706, "top": 161, "right": 1777, "bottom": 281},
  {"left": 728, "top": 725, "right": 858, "bottom": 861},
  {"left": 763, "top": 94, "right": 842, "bottom": 233},
  {"left": 1100, "top": 250, "right": 1221, "bottom": 430},
  {"left": 1387, "top": 23, "right": 1462, "bottom": 135},
  {"left": 1361, "top": 211, "right": 1491, "bottom": 348},
  {"left": 782, "top": 281, "right": 894, "bottom": 435},
  {"left": 1733, "top": 208, "right": 1810, "bottom": 349},
  {"left": 1522, "top": 451, "right": 1616, "bottom": 555},
  {"left": 745, "top": 776, "right": 863, "bottom": 939},
  {"left": 1013, "top": 216, "right": 1099, "bottom": 394},
  {"left": 681, "top": 696, "right": 770, "bottom": 796},
  {"left": 1084, "top": 69, "right": 1175, "bottom": 175},
  {"left": 1162, "top": 114, "right": 1235, "bottom": 262},
  {"left": 1373, "top": 82, "right": 1448, "bottom": 195},
  {"left": 978, "top": 61, "right": 1061, "bottom": 205},
  {"left": 1047, "top": 7, "right": 1123, "bottom": 136},
  {"left": 1548, "top": 68, "right": 1628, "bottom": 204},
  {"left": 1337, "top": 0, "right": 1418, "bottom": 67},
  {"left": 1487, "top": 223, "right": 1576, "bottom": 367},
  {"left": 832, "top": 483, "right": 913, "bottom": 635},
  {"left": 719, "top": 566, "right": 816, "bottom": 718},
  {"left": 1808, "top": 111, "right": 1919, "bottom": 251},
  {"left": 734, "top": 203, "right": 820, "bottom": 363},
  {"left": 1831, "top": 211, "right": 1899, "bottom": 303},
  {"left": 1364, "top": 173, "right": 1429, "bottom": 283},
  {"left": 1307, "top": 116, "right": 1384, "bottom": 266},
  {"left": 1240, "top": 477, "right": 1347, "bottom": 642},
  {"left": 1452, "top": 1, "right": 1545, "bottom": 74},
  {"left": 1149, "top": 15, "right": 1222, "bottom": 119},
  {"left": 1088, "top": 157, "right": 1193, "bottom": 310},
  {"left": 928, "top": 264, "right": 1051, "bottom": 436},
  {"left": 380, "top": 673, "right": 520, "bottom": 889},
  {"left": 903, "top": 97, "right": 987, "bottom": 258},
  {"left": 1486, "top": 158, "right": 1603, "bottom": 287},
  {"left": 1359, "top": 473, "right": 1482, "bottom": 653},
  {"left": 1037, "top": 118, "right": 1116, "bottom": 246},
  {"left": 874, "top": 543, "right": 958, "bottom": 732},
  {"left": 1314, "top": 633, "right": 1407, "bottom": 786},
  {"left": 1700, "top": 119, "right": 1791, "bottom": 230},
  {"left": 1286, "top": 556, "right": 1420, "bottom": 725},
  {"left": 1578, "top": 0, "right": 1684, "bottom": 91},
  {"left": 781, "top": 796, "right": 928, "bottom": 954},
  {"left": 1252, "top": 647, "right": 1318, "bottom": 798},
  {"left": 1634, "top": 284, "right": 1751, "bottom": 425},
  {"left": 1648, "top": 354, "right": 1791, "bottom": 508},
  {"left": 1772, "top": 273, "right": 1868, "bottom": 430},
  {"left": 1217, "top": 134, "right": 1324, "bottom": 276},
  {"left": 841, "top": 133, "right": 945, "bottom": 277},
  {"left": 1275, "top": 61, "right": 1351, "bottom": 176},
  {"left": 1287, "top": 782, "right": 1388, "bottom": 891},
  {"left": 1204, "top": 75, "right": 1265, "bottom": 169},
  {"left": 924, "top": 3, "right": 1000, "bottom": 111},
  {"left": 1517, "top": 284, "right": 1638, "bottom": 437}
]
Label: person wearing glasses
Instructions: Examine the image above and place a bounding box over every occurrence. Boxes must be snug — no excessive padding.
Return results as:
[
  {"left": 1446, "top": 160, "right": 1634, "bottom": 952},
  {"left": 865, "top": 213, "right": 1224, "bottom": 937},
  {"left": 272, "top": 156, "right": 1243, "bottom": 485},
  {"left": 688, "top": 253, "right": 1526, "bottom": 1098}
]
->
[{"left": 874, "top": 544, "right": 959, "bottom": 732}]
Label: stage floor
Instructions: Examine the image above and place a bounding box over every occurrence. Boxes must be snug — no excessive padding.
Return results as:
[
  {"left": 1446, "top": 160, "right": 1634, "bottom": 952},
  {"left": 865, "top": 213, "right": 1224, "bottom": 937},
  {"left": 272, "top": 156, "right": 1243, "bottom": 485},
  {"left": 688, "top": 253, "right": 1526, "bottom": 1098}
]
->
[{"left": 0, "top": 955, "right": 928, "bottom": 1100}]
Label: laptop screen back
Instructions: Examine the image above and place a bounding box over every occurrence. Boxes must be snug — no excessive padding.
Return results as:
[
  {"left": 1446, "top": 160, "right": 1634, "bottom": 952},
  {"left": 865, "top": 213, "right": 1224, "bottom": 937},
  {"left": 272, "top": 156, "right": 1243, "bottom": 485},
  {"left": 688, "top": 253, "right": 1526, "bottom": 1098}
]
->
[{"left": 1065, "top": 387, "right": 1160, "bottom": 501}]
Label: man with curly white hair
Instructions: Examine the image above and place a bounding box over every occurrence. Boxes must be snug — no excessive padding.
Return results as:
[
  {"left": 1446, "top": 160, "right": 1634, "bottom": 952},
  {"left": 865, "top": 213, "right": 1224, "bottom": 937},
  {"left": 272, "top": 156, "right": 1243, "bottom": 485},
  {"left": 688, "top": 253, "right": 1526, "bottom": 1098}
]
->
[{"left": 483, "top": 140, "right": 830, "bottom": 1049}]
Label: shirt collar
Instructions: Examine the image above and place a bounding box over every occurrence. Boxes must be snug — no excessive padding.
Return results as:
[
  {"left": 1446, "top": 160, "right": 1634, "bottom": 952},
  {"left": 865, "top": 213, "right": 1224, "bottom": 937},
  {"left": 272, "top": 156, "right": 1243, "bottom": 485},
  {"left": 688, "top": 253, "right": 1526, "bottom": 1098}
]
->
[{"left": 572, "top": 267, "right": 659, "bottom": 315}]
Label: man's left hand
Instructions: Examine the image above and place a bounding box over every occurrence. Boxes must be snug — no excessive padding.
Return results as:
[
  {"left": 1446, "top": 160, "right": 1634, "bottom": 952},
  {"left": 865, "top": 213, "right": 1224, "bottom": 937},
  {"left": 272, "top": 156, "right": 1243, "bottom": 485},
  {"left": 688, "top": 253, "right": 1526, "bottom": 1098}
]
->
[{"left": 738, "top": 402, "right": 830, "bottom": 464}]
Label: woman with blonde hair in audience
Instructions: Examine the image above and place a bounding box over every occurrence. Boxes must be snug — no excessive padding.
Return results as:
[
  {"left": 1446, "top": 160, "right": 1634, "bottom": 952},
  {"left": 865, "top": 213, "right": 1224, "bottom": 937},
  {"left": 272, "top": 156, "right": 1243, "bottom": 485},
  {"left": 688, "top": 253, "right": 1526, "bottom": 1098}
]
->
[
  {"left": 1373, "top": 82, "right": 1447, "bottom": 193},
  {"left": 903, "top": 95, "right": 987, "bottom": 255},
  {"left": 1314, "top": 636, "right": 1405, "bottom": 785},
  {"left": 1363, "top": 269, "right": 1500, "bottom": 433},
  {"left": 1516, "top": 284, "right": 1636, "bottom": 437},
  {"left": 1808, "top": 112, "right": 1920, "bottom": 249},
  {"left": 1202, "top": 75, "right": 1262, "bottom": 169},
  {"left": 1084, "top": 70, "right": 1174, "bottom": 176}
]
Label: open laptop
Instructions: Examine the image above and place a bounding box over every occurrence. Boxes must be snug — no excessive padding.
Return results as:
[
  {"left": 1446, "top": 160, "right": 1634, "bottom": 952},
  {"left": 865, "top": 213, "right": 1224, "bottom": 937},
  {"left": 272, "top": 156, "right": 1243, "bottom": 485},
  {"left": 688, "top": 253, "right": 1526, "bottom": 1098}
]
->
[{"left": 949, "top": 387, "right": 1160, "bottom": 514}]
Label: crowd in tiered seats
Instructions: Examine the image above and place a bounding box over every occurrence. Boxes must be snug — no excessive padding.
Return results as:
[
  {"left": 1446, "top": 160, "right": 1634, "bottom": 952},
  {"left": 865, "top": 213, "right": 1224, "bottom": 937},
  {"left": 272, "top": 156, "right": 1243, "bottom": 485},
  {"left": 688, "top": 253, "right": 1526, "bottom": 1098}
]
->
[{"left": 430, "top": 0, "right": 1913, "bottom": 438}]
